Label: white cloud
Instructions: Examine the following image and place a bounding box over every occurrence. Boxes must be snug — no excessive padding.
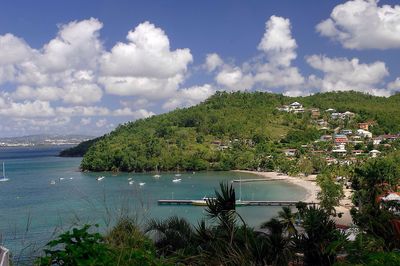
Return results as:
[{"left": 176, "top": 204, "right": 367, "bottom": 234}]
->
[
  {"left": 258, "top": 15, "right": 297, "bottom": 66},
  {"left": 317, "top": 0, "right": 400, "bottom": 50},
  {"left": 39, "top": 18, "right": 103, "bottom": 72},
  {"left": 95, "top": 118, "right": 108, "bottom": 128},
  {"left": 0, "top": 18, "right": 104, "bottom": 106},
  {"left": 112, "top": 107, "right": 155, "bottom": 119},
  {"left": 100, "top": 21, "right": 192, "bottom": 99},
  {"left": 306, "top": 55, "right": 389, "bottom": 94},
  {"left": 80, "top": 117, "right": 91, "bottom": 126},
  {"left": 215, "top": 67, "right": 254, "bottom": 91},
  {"left": 205, "top": 53, "right": 223, "bottom": 72},
  {"left": 0, "top": 96, "right": 55, "bottom": 117},
  {"left": 163, "top": 84, "right": 215, "bottom": 110},
  {"left": 211, "top": 16, "right": 305, "bottom": 94},
  {"left": 387, "top": 77, "right": 400, "bottom": 92}
]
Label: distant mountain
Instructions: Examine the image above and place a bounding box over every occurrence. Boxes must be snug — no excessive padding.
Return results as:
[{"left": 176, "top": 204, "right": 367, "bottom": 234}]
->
[
  {"left": 0, "top": 134, "right": 95, "bottom": 147},
  {"left": 62, "top": 91, "right": 400, "bottom": 172}
]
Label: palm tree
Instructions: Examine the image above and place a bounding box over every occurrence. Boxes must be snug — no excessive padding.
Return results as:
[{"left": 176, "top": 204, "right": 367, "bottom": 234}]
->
[
  {"left": 261, "top": 218, "right": 294, "bottom": 266},
  {"left": 277, "top": 206, "right": 297, "bottom": 236},
  {"left": 145, "top": 216, "right": 196, "bottom": 256},
  {"left": 297, "top": 206, "right": 346, "bottom": 266}
]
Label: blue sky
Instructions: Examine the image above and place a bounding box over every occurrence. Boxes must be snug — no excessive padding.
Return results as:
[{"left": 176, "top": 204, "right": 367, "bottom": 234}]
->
[{"left": 0, "top": 0, "right": 400, "bottom": 137}]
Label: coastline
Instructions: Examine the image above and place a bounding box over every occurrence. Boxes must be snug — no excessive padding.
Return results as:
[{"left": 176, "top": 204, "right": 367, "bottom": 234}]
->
[
  {"left": 233, "top": 170, "right": 320, "bottom": 203},
  {"left": 233, "top": 170, "right": 354, "bottom": 226}
]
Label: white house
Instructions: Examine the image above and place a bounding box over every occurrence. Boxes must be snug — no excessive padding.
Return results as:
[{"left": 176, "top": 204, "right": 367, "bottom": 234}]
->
[
  {"left": 357, "top": 129, "right": 372, "bottom": 138},
  {"left": 369, "top": 149, "right": 381, "bottom": 158},
  {"left": 283, "top": 149, "right": 297, "bottom": 157}
]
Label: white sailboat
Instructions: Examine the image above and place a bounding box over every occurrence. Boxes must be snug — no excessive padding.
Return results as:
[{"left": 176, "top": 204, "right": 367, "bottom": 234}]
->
[
  {"left": 0, "top": 162, "right": 9, "bottom": 182},
  {"left": 172, "top": 177, "right": 181, "bottom": 183}
]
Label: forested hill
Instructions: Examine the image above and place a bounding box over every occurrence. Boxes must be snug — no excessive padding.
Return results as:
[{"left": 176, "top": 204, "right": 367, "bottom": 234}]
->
[{"left": 67, "top": 91, "right": 400, "bottom": 172}]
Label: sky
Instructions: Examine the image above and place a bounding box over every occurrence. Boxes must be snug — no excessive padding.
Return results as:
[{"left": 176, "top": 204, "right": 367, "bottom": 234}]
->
[{"left": 1, "top": 0, "right": 400, "bottom": 137}]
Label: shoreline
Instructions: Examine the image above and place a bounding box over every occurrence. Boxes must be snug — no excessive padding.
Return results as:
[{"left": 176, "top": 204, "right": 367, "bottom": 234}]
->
[
  {"left": 234, "top": 170, "right": 353, "bottom": 226},
  {"left": 233, "top": 170, "right": 320, "bottom": 203}
]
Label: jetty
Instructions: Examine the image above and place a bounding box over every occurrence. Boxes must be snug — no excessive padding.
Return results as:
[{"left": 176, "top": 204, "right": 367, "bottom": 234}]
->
[
  {"left": 157, "top": 199, "right": 316, "bottom": 207},
  {"left": 231, "top": 178, "right": 286, "bottom": 183}
]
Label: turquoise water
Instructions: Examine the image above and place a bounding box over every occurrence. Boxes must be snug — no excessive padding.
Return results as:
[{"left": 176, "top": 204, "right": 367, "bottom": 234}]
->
[{"left": 0, "top": 146, "right": 307, "bottom": 255}]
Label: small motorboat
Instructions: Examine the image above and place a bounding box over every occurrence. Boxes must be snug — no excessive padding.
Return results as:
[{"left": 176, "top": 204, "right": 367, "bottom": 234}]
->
[
  {"left": 128, "top": 177, "right": 133, "bottom": 181},
  {"left": 96, "top": 176, "right": 105, "bottom": 181},
  {"left": 153, "top": 174, "right": 161, "bottom": 178},
  {"left": 129, "top": 180, "right": 135, "bottom": 185},
  {"left": 175, "top": 174, "right": 181, "bottom": 177},
  {"left": 139, "top": 182, "right": 145, "bottom": 186},
  {"left": 172, "top": 178, "right": 181, "bottom": 183},
  {"left": 50, "top": 180, "right": 56, "bottom": 185}
]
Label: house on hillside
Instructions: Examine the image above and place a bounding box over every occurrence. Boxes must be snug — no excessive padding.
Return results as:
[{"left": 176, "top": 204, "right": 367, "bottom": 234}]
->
[
  {"left": 358, "top": 123, "right": 369, "bottom": 131},
  {"left": 344, "top": 111, "right": 355, "bottom": 118},
  {"left": 341, "top": 129, "right": 353, "bottom": 135},
  {"left": 289, "top": 102, "right": 304, "bottom": 113},
  {"left": 373, "top": 137, "right": 383, "bottom": 145},
  {"left": 369, "top": 149, "right": 381, "bottom": 158},
  {"left": 277, "top": 105, "right": 290, "bottom": 112},
  {"left": 352, "top": 150, "right": 364, "bottom": 156},
  {"left": 357, "top": 129, "right": 372, "bottom": 138},
  {"left": 310, "top": 108, "right": 320, "bottom": 118},
  {"left": 334, "top": 134, "right": 348, "bottom": 144},
  {"left": 283, "top": 149, "right": 297, "bottom": 157},
  {"left": 320, "top": 135, "right": 333, "bottom": 141},
  {"left": 381, "top": 134, "right": 400, "bottom": 141}
]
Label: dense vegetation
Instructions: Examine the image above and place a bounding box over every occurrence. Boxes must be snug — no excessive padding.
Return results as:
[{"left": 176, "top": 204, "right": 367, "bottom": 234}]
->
[
  {"left": 59, "top": 137, "right": 103, "bottom": 157},
  {"left": 63, "top": 91, "right": 400, "bottom": 172}
]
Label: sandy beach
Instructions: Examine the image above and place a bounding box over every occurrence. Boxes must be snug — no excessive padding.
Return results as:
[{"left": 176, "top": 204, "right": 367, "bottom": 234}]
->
[
  {"left": 234, "top": 170, "right": 353, "bottom": 226},
  {"left": 233, "top": 170, "right": 320, "bottom": 203}
]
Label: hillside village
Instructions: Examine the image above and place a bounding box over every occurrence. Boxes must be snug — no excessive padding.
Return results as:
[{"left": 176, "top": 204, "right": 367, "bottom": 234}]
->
[{"left": 277, "top": 101, "right": 400, "bottom": 166}]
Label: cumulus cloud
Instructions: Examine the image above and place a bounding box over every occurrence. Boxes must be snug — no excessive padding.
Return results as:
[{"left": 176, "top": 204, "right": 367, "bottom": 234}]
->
[
  {"left": 258, "top": 16, "right": 297, "bottom": 67},
  {"left": 387, "top": 77, "right": 400, "bottom": 92},
  {"left": 306, "top": 55, "right": 390, "bottom": 95},
  {"left": 112, "top": 107, "right": 155, "bottom": 119},
  {"left": 162, "top": 84, "right": 215, "bottom": 110},
  {"left": 100, "top": 21, "right": 193, "bottom": 98},
  {"left": 317, "top": 0, "right": 400, "bottom": 50},
  {"left": 205, "top": 53, "right": 223, "bottom": 72},
  {"left": 210, "top": 15, "right": 305, "bottom": 95},
  {"left": 0, "top": 18, "right": 104, "bottom": 105}
]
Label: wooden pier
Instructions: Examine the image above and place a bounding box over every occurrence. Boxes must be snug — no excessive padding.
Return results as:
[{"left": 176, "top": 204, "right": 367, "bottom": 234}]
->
[
  {"left": 157, "top": 199, "right": 316, "bottom": 207},
  {"left": 232, "top": 178, "right": 286, "bottom": 183}
]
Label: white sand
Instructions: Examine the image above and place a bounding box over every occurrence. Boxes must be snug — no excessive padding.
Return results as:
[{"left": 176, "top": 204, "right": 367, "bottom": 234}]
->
[{"left": 233, "top": 170, "right": 320, "bottom": 203}]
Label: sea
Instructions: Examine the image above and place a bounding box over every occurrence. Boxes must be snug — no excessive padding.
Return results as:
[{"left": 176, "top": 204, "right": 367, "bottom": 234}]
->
[{"left": 0, "top": 146, "right": 306, "bottom": 260}]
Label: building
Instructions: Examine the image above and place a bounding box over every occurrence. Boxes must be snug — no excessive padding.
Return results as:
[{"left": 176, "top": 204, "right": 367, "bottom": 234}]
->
[
  {"left": 352, "top": 150, "right": 363, "bottom": 155},
  {"left": 283, "top": 149, "right": 297, "bottom": 157},
  {"left": 341, "top": 129, "right": 353, "bottom": 135},
  {"left": 358, "top": 123, "right": 369, "bottom": 131},
  {"left": 310, "top": 108, "right": 320, "bottom": 118},
  {"left": 373, "top": 137, "right": 382, "bottom": 145},
  {"left": 369, "top": 149, "right": 381, "bottom": 158},
  {"left": 320, "top": 135, "right": 333, "bottom": 141},
  {"left": 357, "top": 129, "right": 372, "bottom": 138},
  {"left": 334, "top": 134, "right": 348, "bottom": 144}
]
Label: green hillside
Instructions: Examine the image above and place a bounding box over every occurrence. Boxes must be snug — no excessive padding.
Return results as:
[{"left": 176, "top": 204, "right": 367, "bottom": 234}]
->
[{"left": 71, "top": 91, "right": 400, "bottom": 172}]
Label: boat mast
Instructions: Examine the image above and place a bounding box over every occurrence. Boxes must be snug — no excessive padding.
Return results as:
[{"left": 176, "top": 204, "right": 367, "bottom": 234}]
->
[
  {"left": 239, "top": 176, "right": 242, "bottom": 201},
  {"left": 2, "top": 162, "right": 4, "bottom": 178}
]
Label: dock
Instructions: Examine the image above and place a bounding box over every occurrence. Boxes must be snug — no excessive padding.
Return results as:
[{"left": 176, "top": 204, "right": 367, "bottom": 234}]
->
[
  {"left": 157, "top": 199, "right": 316, "bottom": 207},
  {"left": 232, "top": 178, "right": 286, "bottom": 183}
]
